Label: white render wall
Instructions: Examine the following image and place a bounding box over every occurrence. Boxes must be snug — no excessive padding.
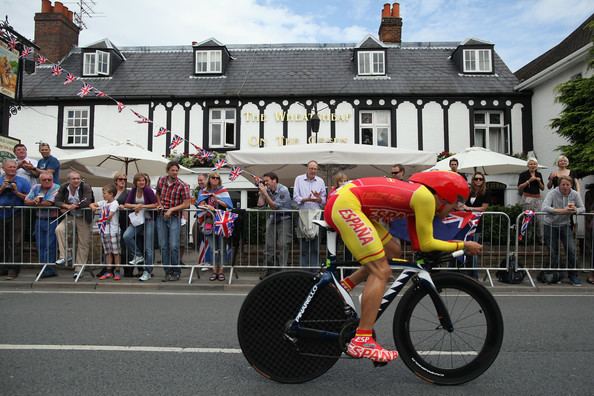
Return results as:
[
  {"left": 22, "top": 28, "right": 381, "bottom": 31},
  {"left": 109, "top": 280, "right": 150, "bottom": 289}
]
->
[{"left": 396, "top": 101, "right": 418, "bottom": 150}]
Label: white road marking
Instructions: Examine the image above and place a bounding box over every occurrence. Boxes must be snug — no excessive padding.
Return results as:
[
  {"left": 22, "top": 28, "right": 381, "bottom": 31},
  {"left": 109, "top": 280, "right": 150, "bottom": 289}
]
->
[
  {"left": 418, "top": 351, "right": 478, "bottom": 356},
  {"left": 0, "top": 344, "right": 242, "bottom": 353}
]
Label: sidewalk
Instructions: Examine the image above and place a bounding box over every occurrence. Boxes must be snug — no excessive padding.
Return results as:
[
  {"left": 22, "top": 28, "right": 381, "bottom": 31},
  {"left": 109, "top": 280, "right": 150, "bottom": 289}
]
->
[{"left": 1, "top": 267, "right": 594, "bottom": 293}]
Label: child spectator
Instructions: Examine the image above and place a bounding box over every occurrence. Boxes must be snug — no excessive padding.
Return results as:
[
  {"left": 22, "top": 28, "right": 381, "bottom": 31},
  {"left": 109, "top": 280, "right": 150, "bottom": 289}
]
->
[{"left": 91, "top": 184, "right": 122, "bottom": 281}]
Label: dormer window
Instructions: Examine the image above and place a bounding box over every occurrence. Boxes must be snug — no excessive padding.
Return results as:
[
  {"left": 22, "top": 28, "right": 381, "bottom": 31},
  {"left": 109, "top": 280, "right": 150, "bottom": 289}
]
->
[
  {"left": 358, "top": 51, "right": 385, "bottom": 75},
  {"left": 83, "top": 50, "right": 110, "bottom": 76},
  {"left": 463, "top": 49, "right": 492, "bottom": 73},
  {"left": 195, "top": 50, "right": 222, "bottom": 74}
]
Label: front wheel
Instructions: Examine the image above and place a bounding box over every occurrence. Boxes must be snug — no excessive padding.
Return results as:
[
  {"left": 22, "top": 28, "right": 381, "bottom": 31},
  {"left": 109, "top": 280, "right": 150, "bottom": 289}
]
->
[
  {"left": 393, "top": 272, "right": 504, "bottom": 385},
  {"left": 237, "top": 271, "right": 348, "bottom": 384}
]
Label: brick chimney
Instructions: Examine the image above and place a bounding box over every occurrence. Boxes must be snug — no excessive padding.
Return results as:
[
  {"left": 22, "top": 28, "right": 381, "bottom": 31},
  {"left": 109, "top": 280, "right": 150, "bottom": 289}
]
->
[
  {"left": 378, "top": 2, "right": 402, "bottom": 44},
  {"left": 34, "top": 0, "right": 81, "bottom": 62}
]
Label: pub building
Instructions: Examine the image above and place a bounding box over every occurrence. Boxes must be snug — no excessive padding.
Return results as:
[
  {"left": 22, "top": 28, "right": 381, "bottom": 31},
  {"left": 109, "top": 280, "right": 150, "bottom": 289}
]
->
[{"left": 8, "top": 1, "right": 533, "bottom": 204}]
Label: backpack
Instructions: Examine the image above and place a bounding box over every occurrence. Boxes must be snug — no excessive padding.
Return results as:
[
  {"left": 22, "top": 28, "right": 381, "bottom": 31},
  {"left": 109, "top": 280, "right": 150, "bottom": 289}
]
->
[
  {"left": 537, "top": 270, "right": 562, "bottom": 285},
  {"left": 496, "top": 255, "right": 525, "bottom": 284}
]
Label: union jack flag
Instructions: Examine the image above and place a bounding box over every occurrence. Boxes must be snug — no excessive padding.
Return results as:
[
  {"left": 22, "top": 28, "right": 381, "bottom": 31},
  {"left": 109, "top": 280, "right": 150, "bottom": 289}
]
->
[
  {"left": 77, "top": 83, "right": 92, "bottom": 97},
  {"left": 214, "top": 210, "right": 239, "bottom": 238},
  {"left": 96, "top": 206, "right": 110, "bottom": 234},
  {"left": 169, "top": 134, "right": 183, "bottom": 150},
  {"left": 154, "top": 127, "right": 169, "bottom": 137},
  {"left": 131, "top": 109, "right": 153, "bottom": 124},
  {"left": 19, "top": 47, "right": 32, "bottom": 58},
  {"left": 117, "top": 102, "right": 125, "bottom": 113},
  {"left": 51, "top": 65, "right": 63, "bottom": 76},
  {"left": 94, "top": 89, "right": 107, "bottom": 97},
  {"left": 518, "top": 210, "right": 535, "bottom": 241},
  {"left": 64, "top": 73, "right": 76, "bottom": 85},
  {"left": 211, "top": 158, "right": 227, "bottom": 171},
  {"left": 197, "top": 238, "right": 209, "bottom": 264},
  {"left": 229, "top": 166, "right": 242, "bottom": 182},
  {"left": 7, "top": 37, "right": 17, "bottom": 51},
  {"left": 36, "top": 55, "right": 48, "bottom": 65},
  {"left": 190, "top": 142, "right": 202, "bottom": 152}
]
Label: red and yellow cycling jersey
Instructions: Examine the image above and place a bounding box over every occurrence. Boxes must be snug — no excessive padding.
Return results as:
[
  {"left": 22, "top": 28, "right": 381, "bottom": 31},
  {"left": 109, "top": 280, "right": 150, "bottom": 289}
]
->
[{"left": 325, "top": 177, "right": 463, "bottom": 264}]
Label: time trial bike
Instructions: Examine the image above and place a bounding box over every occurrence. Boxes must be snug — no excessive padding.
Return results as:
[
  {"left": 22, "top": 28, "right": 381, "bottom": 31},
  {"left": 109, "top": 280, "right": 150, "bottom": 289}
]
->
[{"left": 237, "top": 221, "right": 504, "bottom": 385}]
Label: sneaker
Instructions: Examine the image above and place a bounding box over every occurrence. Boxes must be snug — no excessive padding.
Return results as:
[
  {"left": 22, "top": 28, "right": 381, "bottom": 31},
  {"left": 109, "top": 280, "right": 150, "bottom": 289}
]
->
[
  {"left": 113, "top": 271, "right": 121, "bottom": 281},
  {"left": 129, "top": 256, "right": 145, "bottom": 265},
  {"left": 99, "top": 272, "right": 113, "bottom": 280},
  {"left": 139, "top": 271, "right": 152, "bottom": 282},
  {"left": 568, "top": 276, "right": 582, "bottom": 286},
  {"left": 346, "top": 336, "right": 399, "bottom": 363},
  {"left": 161, "top": 274, "right": 172, "bottom": 282},
  {"left": 55, "top": 258, "right": 66, "bottom": 266},
  {"left": 170, "top": 273, "right": 180, "bottom": 281}
]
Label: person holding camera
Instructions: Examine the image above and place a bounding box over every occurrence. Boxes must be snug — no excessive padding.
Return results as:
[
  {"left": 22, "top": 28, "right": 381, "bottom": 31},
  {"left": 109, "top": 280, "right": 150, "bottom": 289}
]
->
[
  {"left": 257, "top": 172, "right": 293, "bottom": 277},
  {"left": 0, "top": 159, "right": 31, "bottom": 280}
]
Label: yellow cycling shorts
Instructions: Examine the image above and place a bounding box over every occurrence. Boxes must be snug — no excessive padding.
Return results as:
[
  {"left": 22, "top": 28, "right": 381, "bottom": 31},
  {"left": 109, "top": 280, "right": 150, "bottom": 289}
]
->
[{"left": 327, "top": 188, "right": 392, "bottom": 264}]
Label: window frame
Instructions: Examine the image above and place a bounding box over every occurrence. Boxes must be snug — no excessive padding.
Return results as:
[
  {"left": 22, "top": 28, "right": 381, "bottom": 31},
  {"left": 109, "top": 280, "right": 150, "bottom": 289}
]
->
[
  {"left": 209, "top": 108, "right": 236, "bottom": 148},
  {"left": 82, "top": 50, "right": 110, "bottom": 76},
  {"left": 62, "top": 106, "right": 92, "bottom": 148},
  {"left": 195, "top": 50, "right": 223, "bottom": 74},
  {"left": 463, "top": 49, "right": 493, "bottom": 73},
  {"left": 357, "top": 50, "right": 386, "bottom": 76},
  {"left": 473, "top": 110, "right": 508, "bottom": 154},
  {"left": 358, "top": 109, "right": 391, "bottom": 147}
]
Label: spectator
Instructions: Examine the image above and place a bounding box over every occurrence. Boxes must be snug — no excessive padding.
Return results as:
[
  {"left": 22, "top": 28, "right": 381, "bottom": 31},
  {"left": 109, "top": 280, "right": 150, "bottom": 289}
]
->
[
  {"left": 24, "top": 171, "right": 60, "bottom": 278},
  {"left": 541, "top": 176, "right": 585, "bottom": 286},
  {"left": 330, "top": 171, "right": 348, "bottom": 195},
  {"left": 55, "top": 171, "right": 94, "bottom": 278},
  {"left": 585, "top": 184, "right": 594, "bottom": 284},
  {"left": 156, "top": 161, "right": 191, "bottom": 282},
  {"left": 449, "top": 158, "right": 467, "bottom": 181},
  {"left": 90, "top": 184, "right": 122, "bottom": 280},
  {"left": 197, "top": 171, "right": 233, "bottom": 281},
  {"left": 461, "top": 171, "right": 490, "bottom": 279},
  {"left": 123, "top": 173, "right": 158, "bottom": 282},
  {"left": 293, "top": 160, "right": 326, "bottom": 267},
  {"left": 257, "top": 171, "right": 293, "bottom": 277},
  {"left": 0, "top": 159, "right": 31, "bottom": 280},
  {"left": 34, "top": 143, "right": 60, "bottom": 184},
  {"left": 547, "top": 155, "right": 580, "bottom": 191},
  {"left": 391, "top": 164, "right": 405, "bottom": 181},
  {"left": 517, "top": 158, "right": 545, "bottom": 243},
  {"left": 112, "top": 172, "right": 133, "bottom": 276},
  {"left": 13, "top": 143, "right": 38, "bottom": 186},
  {"left": 191, "top": 173, "right": 208, "bottom": 250}
]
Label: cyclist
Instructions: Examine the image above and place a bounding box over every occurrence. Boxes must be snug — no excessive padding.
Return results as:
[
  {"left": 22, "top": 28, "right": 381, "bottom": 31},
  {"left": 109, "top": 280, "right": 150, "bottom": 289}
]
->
[{"left": 324, "top": 171, "right": 482, "bottom": 363}]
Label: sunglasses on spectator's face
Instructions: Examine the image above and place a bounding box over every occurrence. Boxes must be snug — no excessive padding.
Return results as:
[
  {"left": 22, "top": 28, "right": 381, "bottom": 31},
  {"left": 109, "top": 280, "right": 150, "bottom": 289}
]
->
[
  {"left": 117, "top": 178, "right": 127, "bottom": 181},
  {"left": 473, "top": 177, "right": 484, "bottom": 181},
  {"left": 210, "top": 176, "right": 220, "bottom": 180}
]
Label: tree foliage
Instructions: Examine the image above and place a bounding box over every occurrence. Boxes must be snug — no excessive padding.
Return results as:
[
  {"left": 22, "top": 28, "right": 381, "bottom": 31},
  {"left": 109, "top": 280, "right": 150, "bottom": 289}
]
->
[{"left": 550, "top": 21, "right": 594, "bottom": 177}]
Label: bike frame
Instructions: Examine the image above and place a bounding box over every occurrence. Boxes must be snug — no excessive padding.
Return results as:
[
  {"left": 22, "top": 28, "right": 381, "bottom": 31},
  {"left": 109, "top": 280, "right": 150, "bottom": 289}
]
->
[{"left": 287, "top": 229, "right": 456, "bottom": 342}]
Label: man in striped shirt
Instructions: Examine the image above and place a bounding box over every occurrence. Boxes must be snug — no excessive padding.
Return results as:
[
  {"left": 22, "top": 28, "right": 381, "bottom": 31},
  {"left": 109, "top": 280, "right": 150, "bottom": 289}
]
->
[{"left": 156, "top": 161, "right": 191, "bottom": 281}]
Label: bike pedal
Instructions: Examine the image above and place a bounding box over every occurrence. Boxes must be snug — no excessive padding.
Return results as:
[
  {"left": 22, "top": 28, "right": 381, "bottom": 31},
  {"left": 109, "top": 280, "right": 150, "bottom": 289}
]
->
[{"left": 372, "top": 361, "right": 388, "bottom": 368}]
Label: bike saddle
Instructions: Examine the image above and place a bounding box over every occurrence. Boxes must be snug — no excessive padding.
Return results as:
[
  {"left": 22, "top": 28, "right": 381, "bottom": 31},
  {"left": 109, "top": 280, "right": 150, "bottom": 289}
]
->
[{"left": 313, "top": 219, "right": 334, "bottom": 231}]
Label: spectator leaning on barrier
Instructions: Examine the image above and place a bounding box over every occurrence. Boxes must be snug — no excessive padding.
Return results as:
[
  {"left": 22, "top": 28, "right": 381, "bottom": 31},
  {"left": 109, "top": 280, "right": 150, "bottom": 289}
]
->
[
  {"left": 91, "top": 184, "right": 122, "bottom": 281},
  {"left": 13, "top": 143, "right": 38, "bottom": 186},
  {"left": 156, "top": 161, "right": 191, "bottom": 282},
  {"left": 257, "top": 171, "right": 293, "bottom": 276},
  {"left": 24, "top": 171, "right": 60, "bottom": 278},
  {"left": 191, "top": 173, "right": 208, "bottom": 254},
  {"left": 55, "top": 171, "right": 94, "bottom": 278},
  {"left": 197, "top": 171, "right": 233, "bottom": 281},
  {"left": 124, "top": 173, "right": 159, "bottom": 282},
  {"left": 33, "top": 143, "right": 60, "bottom": 184},
  {"left": 461, "top": 171, "right": 490, "bottom": 279},
  {"left": 112, "top": 172, "right": 134, "bottom": 277},
  {"left": 517, "top": 158, "right": 545, "bottom": 244},
  {"left": 293, "top": 160, "right": 326, "bottom": 268},
  {"left": 541, "top": 175, "right": 585, "bottom": 286},
  {"left": 0, "top": 159, "right": 31, "bottom": 280}
]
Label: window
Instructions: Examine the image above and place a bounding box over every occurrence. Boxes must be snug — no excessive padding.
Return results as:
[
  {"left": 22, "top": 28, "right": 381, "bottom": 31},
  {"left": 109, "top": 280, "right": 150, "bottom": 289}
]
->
[
  {"left": 358, "top": 51, "right": 385, "bottom": 75},
  {"left": 359, "top": 110, "right": 390, "bottom": 146},
  {"left": 82, "top": 50, "right": 110, "bottom": 76},
  {"left": 63, "top": 107, "right": 90, "bottom": 147},
  {"left": 463, "top": 49, "right": 492, "bottom": 73},
  {"left": 474, "top": 111, "right": 507, "bottom": 153},
  {"left": 209, "top": 108, "right": 236, "bottom": 148},
  {"left": 195, "top": 50, "right": 222, "bottom": 74}
]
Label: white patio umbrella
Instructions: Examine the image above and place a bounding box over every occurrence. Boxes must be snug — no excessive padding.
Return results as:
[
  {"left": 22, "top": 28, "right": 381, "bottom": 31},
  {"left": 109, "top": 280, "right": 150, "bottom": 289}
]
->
[
  {"left": 226, "top": 142, "right": 436, "bottom": 185},
  {"left": 59, "top": 140, "right": 195, "bottom": 177},
  {"left": 429, "top": 146, "right": 546, "bottom": 175}
]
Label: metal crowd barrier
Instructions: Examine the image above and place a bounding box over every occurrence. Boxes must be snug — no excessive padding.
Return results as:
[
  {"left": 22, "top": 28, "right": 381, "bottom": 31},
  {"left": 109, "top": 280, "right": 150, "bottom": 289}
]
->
[{"left": 1, "top": 205, "right": 592, "bottom": 288}]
